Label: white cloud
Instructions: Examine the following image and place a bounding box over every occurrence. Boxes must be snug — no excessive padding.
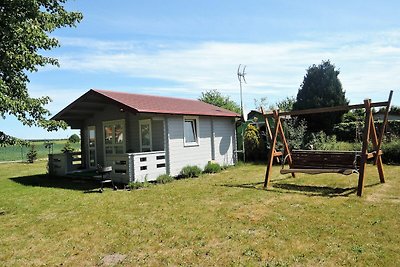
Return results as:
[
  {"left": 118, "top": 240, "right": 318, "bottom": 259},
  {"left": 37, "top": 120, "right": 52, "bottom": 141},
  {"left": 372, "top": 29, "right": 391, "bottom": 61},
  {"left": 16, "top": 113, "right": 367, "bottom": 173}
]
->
[{"left": 54, "top": 32, "right": 400, "bottom": 107}]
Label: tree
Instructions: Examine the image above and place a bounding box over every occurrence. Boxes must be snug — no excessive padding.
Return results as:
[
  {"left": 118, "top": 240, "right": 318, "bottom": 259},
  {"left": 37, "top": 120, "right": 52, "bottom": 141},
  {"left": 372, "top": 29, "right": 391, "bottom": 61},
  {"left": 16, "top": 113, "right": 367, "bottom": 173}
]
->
[
  {"left": 198, "top": 89, "right": 241, "bottom": 114},
  {"left": 293, "top": 60, "right": 349, "bottom": 133},
  {"left": 68, "top": 133, "right": 80, "bottom": 143},
  {"left": 0, "top": 0, "right": 83, "bottom": 146},
  {"left": 267, "top": 96, "right": 296, "bottom": 112},
  {"left": 243, "top": 124, "right": 261, "bottom": 161}
]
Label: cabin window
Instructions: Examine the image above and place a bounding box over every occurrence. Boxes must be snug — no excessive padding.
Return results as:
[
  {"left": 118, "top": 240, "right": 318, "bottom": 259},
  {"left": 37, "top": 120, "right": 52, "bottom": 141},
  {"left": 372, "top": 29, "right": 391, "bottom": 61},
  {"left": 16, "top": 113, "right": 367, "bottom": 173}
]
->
[
  {"left": 87, "top": 126, "right": 97, "bottom": 168},
  {"left": 103, "top": 119, "right": 125, "bottom": 155},
  {"left": 183, "top": 116, "right": 199, "bottom": 146},
  {"left": 139, "top": 119, "right": 152, "bottom": 152}
]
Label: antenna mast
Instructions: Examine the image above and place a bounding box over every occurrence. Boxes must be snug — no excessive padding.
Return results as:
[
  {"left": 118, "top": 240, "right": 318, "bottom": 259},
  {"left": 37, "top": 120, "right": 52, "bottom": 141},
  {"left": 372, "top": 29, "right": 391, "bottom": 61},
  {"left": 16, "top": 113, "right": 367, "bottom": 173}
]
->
[
  {"left": 237, "top": 64, "right": 247, "bottom": 119},
  {"left": 237, "top": 64, "right": 247, "bottom": 162}
]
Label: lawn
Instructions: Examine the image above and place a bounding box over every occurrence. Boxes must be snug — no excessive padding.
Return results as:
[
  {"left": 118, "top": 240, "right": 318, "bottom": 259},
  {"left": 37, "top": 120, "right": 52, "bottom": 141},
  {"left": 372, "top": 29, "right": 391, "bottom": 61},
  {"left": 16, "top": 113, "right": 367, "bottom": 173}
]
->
[{"left": 0, "top": 161, "right": 399, "bottom": 266}]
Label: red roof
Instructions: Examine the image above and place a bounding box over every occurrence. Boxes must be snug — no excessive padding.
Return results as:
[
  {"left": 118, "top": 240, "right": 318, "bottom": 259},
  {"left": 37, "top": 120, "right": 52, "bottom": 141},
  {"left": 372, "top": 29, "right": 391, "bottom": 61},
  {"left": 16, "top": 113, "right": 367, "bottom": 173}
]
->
[
  {"left": 94, "top": 89, "right": 239, "bottom": 117},
  {"left": 52, "top": 89, "right": 239, "bottom": 122}
]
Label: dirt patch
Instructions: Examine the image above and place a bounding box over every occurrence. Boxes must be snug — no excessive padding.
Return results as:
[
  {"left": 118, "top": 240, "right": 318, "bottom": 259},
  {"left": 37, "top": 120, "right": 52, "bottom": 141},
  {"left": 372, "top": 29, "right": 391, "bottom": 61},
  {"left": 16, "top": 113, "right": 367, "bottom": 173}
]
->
[
  {"left": 366, "top": 180, "right": 400, "bottom": 203},
  {"left": 101, "top": 253, "right": 126, "bottom": 266}
]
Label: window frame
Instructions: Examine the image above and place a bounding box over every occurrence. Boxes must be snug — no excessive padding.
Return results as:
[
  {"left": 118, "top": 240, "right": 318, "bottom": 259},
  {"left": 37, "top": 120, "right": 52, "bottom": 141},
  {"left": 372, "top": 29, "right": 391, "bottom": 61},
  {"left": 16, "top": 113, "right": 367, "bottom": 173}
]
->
[
  {"left": 102, "top": 119, "right": 126, "bottom": 156},
  {"left": 139, "top": 119, "right": 152, "bottom": 152},
  {"left": 87, "top": 125, "right": 97, "bottom": 168},
  {"left": 183, "top": 116, "right": 199, "bottom": 147}
]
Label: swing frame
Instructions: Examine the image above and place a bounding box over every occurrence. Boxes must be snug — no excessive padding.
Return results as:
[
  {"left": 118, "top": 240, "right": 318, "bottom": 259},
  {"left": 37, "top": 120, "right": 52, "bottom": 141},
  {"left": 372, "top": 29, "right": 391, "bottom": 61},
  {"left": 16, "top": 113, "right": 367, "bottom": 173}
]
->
[{"left": 262, "top": 90, "right": 393, "bottom": 196}]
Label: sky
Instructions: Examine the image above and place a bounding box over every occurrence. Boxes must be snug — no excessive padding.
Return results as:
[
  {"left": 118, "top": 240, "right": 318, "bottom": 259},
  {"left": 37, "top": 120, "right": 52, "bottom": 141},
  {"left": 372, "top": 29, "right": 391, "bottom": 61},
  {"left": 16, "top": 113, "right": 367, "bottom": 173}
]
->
[{"left": 4, "top": 0, "right": 400, "bottom": 139}]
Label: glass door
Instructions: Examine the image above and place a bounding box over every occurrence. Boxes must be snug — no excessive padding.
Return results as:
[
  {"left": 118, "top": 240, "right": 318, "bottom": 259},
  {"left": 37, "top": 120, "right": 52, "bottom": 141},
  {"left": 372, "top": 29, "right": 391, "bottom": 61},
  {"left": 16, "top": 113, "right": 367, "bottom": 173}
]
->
[
  {"left": 87, "top": 126, "right": 97, "bottom": 168},
  {"left": 103, "top": 120, "right": 125, "bottom": 157}
]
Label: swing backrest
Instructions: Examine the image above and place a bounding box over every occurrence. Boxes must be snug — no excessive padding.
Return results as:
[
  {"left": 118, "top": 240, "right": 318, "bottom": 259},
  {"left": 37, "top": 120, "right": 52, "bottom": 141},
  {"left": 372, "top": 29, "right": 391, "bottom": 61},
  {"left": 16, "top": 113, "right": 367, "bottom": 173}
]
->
[{"left": 290, "top": 150, "right": 361, "bottom": 170}]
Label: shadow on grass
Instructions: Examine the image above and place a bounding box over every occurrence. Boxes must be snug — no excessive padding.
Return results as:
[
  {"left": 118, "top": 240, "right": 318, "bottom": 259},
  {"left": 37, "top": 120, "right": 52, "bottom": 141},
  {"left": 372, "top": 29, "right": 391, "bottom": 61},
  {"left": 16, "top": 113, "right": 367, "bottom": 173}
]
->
[
  {"left": 220, "top": 179, "right": 381, "bottom": 197},
  {"left": 10, "top": 174, "right": 103, "bottom": 192}
]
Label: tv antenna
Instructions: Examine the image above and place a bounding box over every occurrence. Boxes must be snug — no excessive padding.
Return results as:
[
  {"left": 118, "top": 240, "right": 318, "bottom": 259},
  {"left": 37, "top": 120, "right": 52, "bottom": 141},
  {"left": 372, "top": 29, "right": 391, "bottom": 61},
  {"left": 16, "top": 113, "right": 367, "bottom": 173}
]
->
[
  {"left": 237, "top": 64, "right": 247, "bottom": 162},
  {"left": 237, "top": 64, "right": 247, "bottom": 119}
]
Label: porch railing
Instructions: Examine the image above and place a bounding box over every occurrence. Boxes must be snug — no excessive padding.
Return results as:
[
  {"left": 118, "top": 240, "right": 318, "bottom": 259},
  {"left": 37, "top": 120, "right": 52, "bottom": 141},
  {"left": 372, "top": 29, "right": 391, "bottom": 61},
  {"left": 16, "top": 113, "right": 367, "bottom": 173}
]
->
[
  {"left": 48, "top": 152, "right": 82, "bottom": 176},
  {"left": 104, "top": 151, "right": 166, "bottom": 183},
  {"left": 49, "top": 151, "right": 166, "bottom": 184}
]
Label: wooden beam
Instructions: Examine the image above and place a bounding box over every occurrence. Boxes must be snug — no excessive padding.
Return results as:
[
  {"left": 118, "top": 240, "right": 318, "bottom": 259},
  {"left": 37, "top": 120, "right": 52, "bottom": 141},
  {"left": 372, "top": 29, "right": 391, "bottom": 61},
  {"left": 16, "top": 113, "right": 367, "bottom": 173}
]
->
[
  {"left": 369, "top": 115, "right": 385, "bottom": 183},
  {"left": 280, "top": 168, "right": 356, "bottom": 175},
  {"left": 357, "top": 99, "right": 372, "bottom": 197},
  {"left": 264, "top": 110, "right": 281, "bottom": 188},
  {"left": 375, "top": 90, "right": 393, "bottom": 165},
  {"left": 263, "top": 100, "right": 391, "bottom": 118}
]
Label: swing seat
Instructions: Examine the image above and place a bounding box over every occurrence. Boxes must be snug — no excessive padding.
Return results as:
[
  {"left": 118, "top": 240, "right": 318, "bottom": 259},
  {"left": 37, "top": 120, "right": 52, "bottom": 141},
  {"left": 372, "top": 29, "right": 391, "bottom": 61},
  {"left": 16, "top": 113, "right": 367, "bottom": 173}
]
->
[{"left": 280, "top": 150, "right": 361, "bottom": 175}]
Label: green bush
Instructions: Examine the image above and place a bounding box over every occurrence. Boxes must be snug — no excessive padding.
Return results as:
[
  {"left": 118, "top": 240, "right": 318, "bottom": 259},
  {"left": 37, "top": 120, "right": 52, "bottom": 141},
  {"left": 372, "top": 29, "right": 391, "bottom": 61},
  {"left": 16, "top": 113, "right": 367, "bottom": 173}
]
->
[
  {"left": 333, "top": 120, "right": 400, "bottom": 142},
  {"left": 128, "top": 181, "right": 151, "bottom": 190},
  {"left": 61, "top": 141, "right": 75, "bottom": 153},
  {"left": 68, "top": 134, "right": 80, "bottom": 143},
  {"left": 284, "top": 118, "right": 308, "bottom": 150},
  {"left": 26, "top": 145, "right": 37, "bottom": 163},
  {"left": 382, "top": 140, "right": 400, "bottom": 164},
  {"left": 203, "top": 162, "right": 222, "bottom": 173},
  {"left": 156, "top": 174, "right": 174, "bottom": 184},
  {"left": 180, "top": 165, "right": 202, "bottom": 178},
  {"left": 244, "top": 124, "right": 262, "bottom": 161},
  {"left": 305, "top": 132, "right": 361, "bottom": 151}
]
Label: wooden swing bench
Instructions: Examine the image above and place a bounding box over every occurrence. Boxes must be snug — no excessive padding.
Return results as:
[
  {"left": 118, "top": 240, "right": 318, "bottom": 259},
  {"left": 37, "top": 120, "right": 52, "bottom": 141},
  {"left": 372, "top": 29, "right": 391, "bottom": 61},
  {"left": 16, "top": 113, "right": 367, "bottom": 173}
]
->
[
  {"left": 261, "top": 90, "right": 393, "bottom": 196},
  {"left": 280, "top": 150, "right": 361, "bottom": 175}
]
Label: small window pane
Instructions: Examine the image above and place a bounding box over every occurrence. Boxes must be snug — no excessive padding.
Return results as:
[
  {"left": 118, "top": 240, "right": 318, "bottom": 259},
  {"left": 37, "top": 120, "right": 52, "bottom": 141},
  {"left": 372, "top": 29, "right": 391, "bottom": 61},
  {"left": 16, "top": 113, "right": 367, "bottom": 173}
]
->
[
  {"left": 184, "top": 120, "right": 197, "bottom": 143},
  {"left": 89, "top": 150, "right": 96, "bottom": 167},
  {"left": 115, "top": 124, "right": 124, "bottom": 144},
  {"left": 141, "top": 124, "right": 151, "bottom": 146},
  {"left": 105, "top": 146, "right": 113, "bottom": 155},
  {"left": 104, "top": 126, "right": 113, "bottom": 144},
  {"left": 89, "top": 129, "right": 96, "bottom": 148},
  {"left": 115, "top": 146, "right": 124, "bottom": 154}
]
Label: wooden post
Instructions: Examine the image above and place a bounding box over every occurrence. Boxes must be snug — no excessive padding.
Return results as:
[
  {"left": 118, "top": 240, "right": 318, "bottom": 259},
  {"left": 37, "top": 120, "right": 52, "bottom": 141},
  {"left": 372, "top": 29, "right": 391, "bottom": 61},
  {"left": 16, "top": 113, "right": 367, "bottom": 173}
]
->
[
  {"left": 357, "top": 99, "right": 372, "bottom": 196},
  {"left": 375, "top": 90, "right": 393, "bottom": 165},
  {"left": 264, "top": 110, "right": 281, "bottom": 188},
  {"left": 369, "top": 116, "right": 385, "bottom": 183},
  {"left": 261, "top": 107, "right": 273, "bottom": 141}
]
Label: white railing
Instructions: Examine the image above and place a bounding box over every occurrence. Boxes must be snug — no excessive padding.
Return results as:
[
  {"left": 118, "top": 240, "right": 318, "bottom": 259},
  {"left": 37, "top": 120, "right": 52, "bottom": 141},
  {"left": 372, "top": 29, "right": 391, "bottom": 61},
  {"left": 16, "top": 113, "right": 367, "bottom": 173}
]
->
[
  {"left": 129, "top": 151, "right": 166, "bottom": 183},
  {"left": 48, "top": 152, "right": 82, "bottom": 176},
  {"left": 104, "top": 154, "right": 131, "bottom": 183},
  {"left": 49, "top": 151, "right": 166, "bottom": 184}
]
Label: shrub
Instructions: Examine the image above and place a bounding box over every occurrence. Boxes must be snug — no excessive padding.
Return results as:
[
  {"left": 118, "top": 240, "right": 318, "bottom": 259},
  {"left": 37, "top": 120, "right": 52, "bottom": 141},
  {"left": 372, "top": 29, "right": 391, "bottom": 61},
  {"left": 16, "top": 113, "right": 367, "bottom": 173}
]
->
[
  {"left": 203, "top": 161, "right": 222, "bottom": 173},
  {"left": 61, "top": 141, "right": 75, "bottom": 153},
  {"left": 68, "top": 134, "right": 80, "bottom": 143},
  {"left": 26, "top": 145, "right": 37, "bottom": 163},
  {"left": 128, "top": 181, "right": 151, "bottom": 190},
  {"left": 284, "top": 118, "right": 307, "bottom": 149},
  {"left": 382, "top": 139, "right": 400, "bottom": 164},
  {"left": 244, "top": 124, "right": 262, "bottom": 161},
  {"left": 156, "top": 174, "right": 174, "bottom": 184},
  {"left": 180, "top": 165, "right": 202, "bottom": 178}
]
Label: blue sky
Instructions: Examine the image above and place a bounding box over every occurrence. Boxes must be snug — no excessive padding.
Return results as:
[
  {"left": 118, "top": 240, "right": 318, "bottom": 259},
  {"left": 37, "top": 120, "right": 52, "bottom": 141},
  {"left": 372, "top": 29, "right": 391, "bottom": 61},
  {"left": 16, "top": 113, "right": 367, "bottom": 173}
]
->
[{"left": 4, "top": 0, "right": 400, "bottom": 139}]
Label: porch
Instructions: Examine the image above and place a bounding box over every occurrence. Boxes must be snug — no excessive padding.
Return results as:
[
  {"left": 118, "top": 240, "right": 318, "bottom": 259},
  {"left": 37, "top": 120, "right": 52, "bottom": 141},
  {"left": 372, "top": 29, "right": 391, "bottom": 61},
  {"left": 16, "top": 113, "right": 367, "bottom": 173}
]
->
[{"left": 48, "top": 150, "right": 166, "bottom": 183}]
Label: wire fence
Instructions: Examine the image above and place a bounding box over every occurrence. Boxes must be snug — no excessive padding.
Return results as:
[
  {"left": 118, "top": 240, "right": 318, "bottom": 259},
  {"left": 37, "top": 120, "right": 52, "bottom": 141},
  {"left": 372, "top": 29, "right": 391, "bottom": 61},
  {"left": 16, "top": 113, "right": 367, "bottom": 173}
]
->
[{"left": 0, "top": 141, "right": 81, "bottom": 162}]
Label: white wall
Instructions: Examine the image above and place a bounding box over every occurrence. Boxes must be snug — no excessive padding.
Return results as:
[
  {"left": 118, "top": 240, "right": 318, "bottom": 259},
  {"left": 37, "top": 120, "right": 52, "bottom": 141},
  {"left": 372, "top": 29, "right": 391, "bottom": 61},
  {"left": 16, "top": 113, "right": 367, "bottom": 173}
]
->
[
  {"left": 167, "top": 115, "right": 235, "bottom": 176},
  {"left": 212, "top": 117, "right": 235, "bottom": 166}
]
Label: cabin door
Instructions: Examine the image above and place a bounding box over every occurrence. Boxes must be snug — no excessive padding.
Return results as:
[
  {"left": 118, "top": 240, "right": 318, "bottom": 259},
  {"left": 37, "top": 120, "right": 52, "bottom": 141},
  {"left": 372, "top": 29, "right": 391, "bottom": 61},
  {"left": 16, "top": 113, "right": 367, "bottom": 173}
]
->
[{"left": 87, "top": 126, "right": 97, "bottom": 168}]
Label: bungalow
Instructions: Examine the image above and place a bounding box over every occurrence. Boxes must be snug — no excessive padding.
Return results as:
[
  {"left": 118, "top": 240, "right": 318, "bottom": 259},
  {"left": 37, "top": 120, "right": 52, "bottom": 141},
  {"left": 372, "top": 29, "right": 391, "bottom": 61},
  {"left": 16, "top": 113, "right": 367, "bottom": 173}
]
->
[{"left": 49, "top": 89, "right": 240, "bottom": 183}]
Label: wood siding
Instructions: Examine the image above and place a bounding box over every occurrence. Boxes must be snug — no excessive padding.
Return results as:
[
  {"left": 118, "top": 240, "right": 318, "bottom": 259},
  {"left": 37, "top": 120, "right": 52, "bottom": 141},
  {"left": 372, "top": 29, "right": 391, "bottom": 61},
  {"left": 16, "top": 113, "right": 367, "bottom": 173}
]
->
[
  {"left": 166, "top": 115, "right": 235, "bottom": 176},
  {"left": 212, "top": 117, "right": 235, "bottom": 166}
]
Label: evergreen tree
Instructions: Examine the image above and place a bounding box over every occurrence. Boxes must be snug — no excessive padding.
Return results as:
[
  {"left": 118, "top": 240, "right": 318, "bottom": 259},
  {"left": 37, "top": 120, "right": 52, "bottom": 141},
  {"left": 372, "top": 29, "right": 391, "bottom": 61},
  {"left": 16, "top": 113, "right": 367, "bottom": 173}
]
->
[{"left": 293, "top": 60, "right": 349, "bottom": 133}]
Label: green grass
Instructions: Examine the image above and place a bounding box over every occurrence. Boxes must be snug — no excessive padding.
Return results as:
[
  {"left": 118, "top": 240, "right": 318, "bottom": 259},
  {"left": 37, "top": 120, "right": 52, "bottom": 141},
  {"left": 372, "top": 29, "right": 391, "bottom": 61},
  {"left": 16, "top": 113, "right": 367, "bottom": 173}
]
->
[
  {"left": 0, "top": 140, "right": 80, "bottom": 162},
  {"left": 0, "top": 161, "right": 399, "bottom": 266}
]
